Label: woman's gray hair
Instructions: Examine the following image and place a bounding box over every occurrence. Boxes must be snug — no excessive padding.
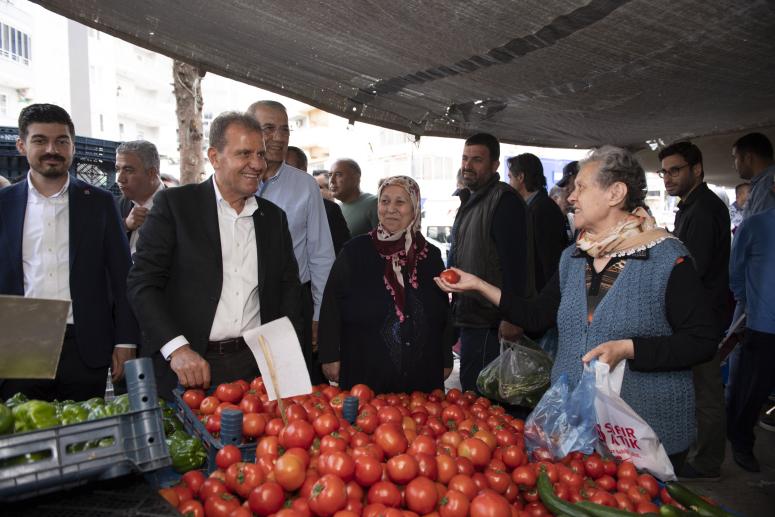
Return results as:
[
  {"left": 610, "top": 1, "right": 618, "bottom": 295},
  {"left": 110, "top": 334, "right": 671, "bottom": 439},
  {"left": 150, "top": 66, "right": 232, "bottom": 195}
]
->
[{"left": 579, "top": 145, "right": 647, "bottom": 211}]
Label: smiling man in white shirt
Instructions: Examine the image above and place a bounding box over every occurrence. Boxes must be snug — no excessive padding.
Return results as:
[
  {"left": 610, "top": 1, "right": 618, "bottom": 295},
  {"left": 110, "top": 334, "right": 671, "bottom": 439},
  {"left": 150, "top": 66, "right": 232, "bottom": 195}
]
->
[
  {"left": 116, "top": 140, "right": 164, "bottom": 256},
  {"left": 0, "top": 104, "right": 138, "bottom": 400},
  {"left": 127, "top": 112, "right": 303, "bottom": 398}
]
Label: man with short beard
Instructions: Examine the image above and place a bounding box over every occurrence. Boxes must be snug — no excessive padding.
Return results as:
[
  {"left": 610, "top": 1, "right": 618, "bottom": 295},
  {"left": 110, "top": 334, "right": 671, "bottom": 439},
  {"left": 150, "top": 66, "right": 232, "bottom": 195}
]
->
[
  {"left": 659, "top": 141, "right": 729, "bottom": 479},
  {"left": 448, "top": 133, "right": 529, "bottom": 394},
  {"left": 0, "top": 104, "right": 139, "bottom": 400}
]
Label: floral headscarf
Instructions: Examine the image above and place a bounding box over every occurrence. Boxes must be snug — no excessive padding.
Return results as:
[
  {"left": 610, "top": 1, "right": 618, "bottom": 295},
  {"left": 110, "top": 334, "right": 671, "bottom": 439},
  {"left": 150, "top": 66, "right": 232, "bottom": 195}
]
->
[
  {"left": 369, "top": 175, "right": 428, "bottom": 322},
  {"left": 576, "top": 206, "right": 677, "bottom": 258}
]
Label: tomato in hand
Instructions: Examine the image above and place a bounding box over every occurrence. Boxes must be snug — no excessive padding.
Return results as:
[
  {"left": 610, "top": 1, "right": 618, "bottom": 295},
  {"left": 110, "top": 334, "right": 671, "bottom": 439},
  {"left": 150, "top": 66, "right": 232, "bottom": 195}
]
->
[{"left": 440, "top": 269, "right": 461, "bottom": 284}]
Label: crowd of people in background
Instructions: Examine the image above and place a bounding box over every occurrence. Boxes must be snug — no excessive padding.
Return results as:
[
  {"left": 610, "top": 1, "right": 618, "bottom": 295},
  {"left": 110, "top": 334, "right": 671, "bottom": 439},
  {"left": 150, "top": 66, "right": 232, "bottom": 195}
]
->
[{"left": 0, "top": 102, "right": 774, "bottom": 480}]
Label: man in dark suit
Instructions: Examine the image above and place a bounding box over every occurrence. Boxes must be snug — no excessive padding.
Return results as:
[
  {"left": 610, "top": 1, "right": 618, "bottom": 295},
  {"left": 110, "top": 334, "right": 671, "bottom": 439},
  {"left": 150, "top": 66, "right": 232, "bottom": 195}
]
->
[
  {"left": 0, "top": 104, "right": 139, "bottom": 400},
  {"left": 507, "top": 153, "right": 569, "bottom": 292},
  {"left": 115, "top": 140, "right": 164, "bottom": 256},
  {"left": 127, "top": 112, "right": 303, "bottom": 398}
]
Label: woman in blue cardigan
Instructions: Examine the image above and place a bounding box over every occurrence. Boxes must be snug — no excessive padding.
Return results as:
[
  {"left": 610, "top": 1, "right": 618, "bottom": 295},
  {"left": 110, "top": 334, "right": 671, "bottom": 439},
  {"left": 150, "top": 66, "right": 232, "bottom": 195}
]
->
[{"left": 435, "top": 146, "right": 717, "bottom": 470}]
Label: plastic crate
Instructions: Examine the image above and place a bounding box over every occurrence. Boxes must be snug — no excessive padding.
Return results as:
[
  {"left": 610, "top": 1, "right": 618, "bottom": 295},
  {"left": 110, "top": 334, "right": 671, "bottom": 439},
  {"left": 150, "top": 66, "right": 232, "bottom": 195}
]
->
[
  {"left": 173, "top": 387, "right": 256, "bottom": 474},
  {"left": 0, "top": 358, "right": 171, "bottom": 501}
]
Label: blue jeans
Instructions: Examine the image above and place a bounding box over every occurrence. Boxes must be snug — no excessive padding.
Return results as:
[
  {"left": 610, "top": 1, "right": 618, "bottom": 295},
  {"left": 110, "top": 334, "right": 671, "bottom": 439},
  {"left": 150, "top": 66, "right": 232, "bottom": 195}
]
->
[{"left": 459, "top": 327, "right": 500, "bottom": 393}]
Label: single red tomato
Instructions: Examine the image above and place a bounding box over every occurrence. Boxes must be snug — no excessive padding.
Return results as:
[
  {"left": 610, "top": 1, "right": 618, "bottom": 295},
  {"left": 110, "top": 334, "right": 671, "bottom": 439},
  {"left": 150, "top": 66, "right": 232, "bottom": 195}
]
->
[
  {"left": 225, "top": 462, "right": 264, "bottom": 499},
  {"left": 447, "top": 474, "right": 477, "bottom": 501},
  {"left": 240, "top": 393, "right": 263, "bottom": 414},
  {"left": 248, "top": 481, "right": 285, "bottom": 516},
  {"left": 637, "top": 473, "right": 659, "bottom": 498},
  {"left": 280, "top": 419, "right": 316, "bottom": 450},
  {"left": 313, "top": 413, "right": 341, "bottom": 437},
  {"left": 199, "top": 396, "right": 220, "bottom": 415},
  {"left": 617, "top": 461, "right": 638, "bottom": 481},
  {"left": 405, "top": 476, "right": 438, "bottom": 515},
  {"left": 353, "top": 455, "right": 382, "bottom": 487},
  {"left": 584, "top": 456, "right": 605, "bottom": 479},
  {"left": 215, "top": 383, "right": 243, "bottom": 404},
  {"left": 439, "top": 489, "right": 470, "bottom": 517},
  {"left": 386, "top": 453, "right": 419, "bottom": 485},
  {"left": 511, "top": 466, "right": 536, "bottom": 489},
  {"left": 275, "top": 453, "right": 306, "bottom": 491},
  {"left": 178, "top": 499, "right": 204, "bottom": 517},
  {"left": 469, "top": 491, "right": 511, "bottom": 517},
  {"left": 205, "top": 493, "right": 240, "bottom": 517},
  {"left": 613, "top": 492, "right": 635, "bottom": 512},
  {"left": 319, "top": 451, "right": 356, "bottom": 482},
  {"left": 457, "top": 438, "right": 491, "bottom": 469},
  {"left": 182, "top": 389, "right": 205, "bottom": 410},
  {"left": 181, "top": 469, "right": 206, "bottom": 496},
  {"left": 308, "top": 474, "right": 348, "bottom": 517},
  {"left": 374, "top": 423, "right": 408, "bottom": 457},
  {"left": 440, "top": 269, "right": 460, "bottom": 284},
  {"left": 595, "top": 474, "right": 616, "bottom": 492},
  {"left": 199, "top": 478, "right": 228, "bottom": 500},
  {"left": 242, "top": 412, "right": 268, "bottom": 439},
  {"left": 367, "top": 481, "right": 402, "bottom": 508},
  {"left": 636, "top": 501, "right": 660, "bottom": 514},
  {"left": 215, "top": 445, "right": 242, "bottom": 470}
]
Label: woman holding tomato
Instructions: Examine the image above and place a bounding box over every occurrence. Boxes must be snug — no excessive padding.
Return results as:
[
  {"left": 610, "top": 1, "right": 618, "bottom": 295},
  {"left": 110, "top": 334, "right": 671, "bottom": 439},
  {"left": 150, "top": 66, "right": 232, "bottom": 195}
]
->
[
  {"left": 318, "top": 175, "right": 454, "bottom": 393},
  {"left": 435, "top": 147, "right": 718, "bottom": 469}
]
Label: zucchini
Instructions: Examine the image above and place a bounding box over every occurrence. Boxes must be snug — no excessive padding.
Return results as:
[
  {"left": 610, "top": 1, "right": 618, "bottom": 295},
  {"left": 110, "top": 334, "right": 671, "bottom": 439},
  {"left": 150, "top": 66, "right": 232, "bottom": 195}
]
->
[
  {"left": 536, "top": 471, "right": 593, "bottom": 517},
  {"left": 660, "top": 504, "right": 701, "bottom": 517},
  {"left": 576, "top": 501, "right": 658, "bottom": 517},
  {"left": 665, "top": 483, "right": 734, "bottom": 517}
]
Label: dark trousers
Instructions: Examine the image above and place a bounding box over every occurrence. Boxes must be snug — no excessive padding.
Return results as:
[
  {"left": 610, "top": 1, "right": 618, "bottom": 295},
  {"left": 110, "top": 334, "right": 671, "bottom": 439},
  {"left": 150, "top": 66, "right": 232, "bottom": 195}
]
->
[
  {"left": 0, "top": 327, "right": 106, "bottom": 402},
  {"left": 726, "top": 328, "right": 775, "bottom": 453},
  {"left": 203, "top": 343, "right": 260, "bottom": 386},
  {"left": 459, "top": 326, "right": 500, "bottom": 393},
  {"left": 687, "top": 353, "right": 726, "bottom": 474},
  {"left": 300, "top": 282, "right": 325, "bottom": 385}
]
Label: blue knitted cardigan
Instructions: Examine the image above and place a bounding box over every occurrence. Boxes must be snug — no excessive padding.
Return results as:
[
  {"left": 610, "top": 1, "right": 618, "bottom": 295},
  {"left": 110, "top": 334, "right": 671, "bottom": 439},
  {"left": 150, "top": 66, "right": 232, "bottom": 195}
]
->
[{"left": 553, "top": 238, "right": 695, "bottom": 455}]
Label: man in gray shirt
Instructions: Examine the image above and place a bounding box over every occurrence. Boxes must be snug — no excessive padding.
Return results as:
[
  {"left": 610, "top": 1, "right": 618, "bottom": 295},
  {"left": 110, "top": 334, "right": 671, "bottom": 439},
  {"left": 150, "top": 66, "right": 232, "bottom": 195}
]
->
[{"left": 329, "top": 158, "right": 379, "bottom": 236}]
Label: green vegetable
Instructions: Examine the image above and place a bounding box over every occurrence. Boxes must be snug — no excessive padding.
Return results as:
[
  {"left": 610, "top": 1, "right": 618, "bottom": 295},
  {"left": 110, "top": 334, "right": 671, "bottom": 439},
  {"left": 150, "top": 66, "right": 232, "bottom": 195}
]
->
[
  {"left": 0, "top": 403, "right": 13, "bottom": 435},
  {"left": 660, "top": 504, "right": 700, "bottom": 517},
  {"left": 537, "top": 470, "right": 592, "bottom": 517},
  {"left": 576, "top": 501, "right": 657, "bottom": 517},
  {"left": 475, "top": 339, "right": 553, "bottom": 407},
  {"left": 80, "top": 397, "right": 105, "bottom": 412},
  {"left": 166, "top": 429, "right": 207, "bottom": 473},
  {"left": 4, "top": 392, "right": 28, "bottom": 409},
  {"left": 108, "top": 394, "right": 130, "bottom": 414},
  {"left": 59, "top": 403, "right": 89, "bottom": 425},
  {"left": 163, "top": 413, "right": 184, "bottom": 436},
  {"left": 12, "top": 400, "right": 60, "bottom": 432},
  {"left": 666, "top": 483, "right": 734, "bottom": 517}
]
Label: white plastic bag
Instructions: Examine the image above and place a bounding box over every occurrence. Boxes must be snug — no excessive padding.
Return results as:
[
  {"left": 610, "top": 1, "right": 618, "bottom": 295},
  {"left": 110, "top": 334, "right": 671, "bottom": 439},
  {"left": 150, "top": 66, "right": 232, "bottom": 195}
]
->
[{"left": 592, "top": 361, "right": 676, "bottom": 481}]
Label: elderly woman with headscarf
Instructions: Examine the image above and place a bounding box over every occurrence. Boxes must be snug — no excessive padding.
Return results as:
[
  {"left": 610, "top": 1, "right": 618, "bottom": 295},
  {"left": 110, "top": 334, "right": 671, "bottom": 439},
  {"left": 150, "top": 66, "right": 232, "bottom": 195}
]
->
[
  {"left": 435, "top": 146, "right": 718, "bottom": 469},
  {"left": 318, "top": 175, "right": 454, "bottom": 394}
]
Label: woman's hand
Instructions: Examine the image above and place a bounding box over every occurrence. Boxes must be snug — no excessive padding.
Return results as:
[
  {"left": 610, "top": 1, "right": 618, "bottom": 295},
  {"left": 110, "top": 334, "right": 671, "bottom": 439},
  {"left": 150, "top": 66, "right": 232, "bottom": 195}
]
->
[
  {"left": 443, "top": 367, "right": 453, "bottom": 380},
  {"left": 582, "top": 339, "right": 634, "bottom": 369},
  {"left": 322, "top": 361, "right": 340, "bottom": 382},
  {"left": 434, "top": 267, "right": 483, "bottom": 293}
]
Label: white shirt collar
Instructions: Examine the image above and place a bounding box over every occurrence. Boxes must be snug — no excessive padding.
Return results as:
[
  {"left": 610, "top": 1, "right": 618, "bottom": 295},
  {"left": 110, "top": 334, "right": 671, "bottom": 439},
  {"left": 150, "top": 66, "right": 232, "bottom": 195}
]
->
[
  {"left": 212, "top": 176, "right": 258, "bottom": 215},
  {"left": 137, "top": 181, "right": 165, "bottom": 209},
  {"left": 27, "top": 172, "right": 70, "bottom": 200}
]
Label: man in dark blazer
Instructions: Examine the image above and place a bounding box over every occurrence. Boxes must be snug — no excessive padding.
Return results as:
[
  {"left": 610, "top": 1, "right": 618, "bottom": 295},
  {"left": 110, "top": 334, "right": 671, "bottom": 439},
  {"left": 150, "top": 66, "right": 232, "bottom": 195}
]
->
[
  {"left": 507, "top": 153, "right": 569, "bottom": 292},
  {"left": 127, "top": 112, "right": 303, "bottom": 398},
  {"left": 115, "top": 140, "right": 164, "bottom": 255},
  {"left": 0, "top": 104, "right": 138, "bottom": 400}
]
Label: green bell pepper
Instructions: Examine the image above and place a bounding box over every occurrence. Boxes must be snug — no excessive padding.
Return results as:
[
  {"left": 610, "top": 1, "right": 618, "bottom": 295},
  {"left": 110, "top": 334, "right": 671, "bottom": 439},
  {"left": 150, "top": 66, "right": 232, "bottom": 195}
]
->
[
  {"left": 0, "top": 403, "right": 13, "bottom": 435},
  {"left": 12, "top": 400, "right": 60, "bottom": 432},
  {"left": 59, "top": 403, "right": 89, "bottom": 425},
  {"left": 166, "top": 430, "right": 207, "bottom": 473}
]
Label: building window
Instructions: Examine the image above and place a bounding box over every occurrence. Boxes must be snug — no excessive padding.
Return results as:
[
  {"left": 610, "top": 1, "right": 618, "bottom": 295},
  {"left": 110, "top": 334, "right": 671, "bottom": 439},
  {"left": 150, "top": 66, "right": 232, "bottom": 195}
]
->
[{"left": 0, "top": 23, "right": 32, "bottom": 65}]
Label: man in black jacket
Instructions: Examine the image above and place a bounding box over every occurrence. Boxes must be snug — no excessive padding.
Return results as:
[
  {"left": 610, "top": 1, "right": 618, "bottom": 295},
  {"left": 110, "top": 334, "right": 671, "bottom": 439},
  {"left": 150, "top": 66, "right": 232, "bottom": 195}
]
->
[
  {"left": 127, "top": 112, "right": 302, "bottom": 398},
  {"left": 659, "top": 141, "right": 730, "bottom": 479},
  {"left": 507, "top": 153, "right": 569, "bottom": 292},
  {"left": 449, "top": 133, "right": 529, "bottom": 393}
]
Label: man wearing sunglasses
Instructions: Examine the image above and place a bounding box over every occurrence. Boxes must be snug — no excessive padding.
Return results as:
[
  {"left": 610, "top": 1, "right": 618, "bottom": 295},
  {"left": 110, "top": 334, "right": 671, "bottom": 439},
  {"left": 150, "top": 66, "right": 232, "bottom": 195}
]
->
[{"left": 658, "top": 141, "right": 730, "bottom": 480}]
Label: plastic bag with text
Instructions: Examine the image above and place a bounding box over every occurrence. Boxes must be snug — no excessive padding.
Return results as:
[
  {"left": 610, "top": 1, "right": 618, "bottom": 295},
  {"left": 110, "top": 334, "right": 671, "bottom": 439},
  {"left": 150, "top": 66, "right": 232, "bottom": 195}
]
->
[
  {"left": 592, "top": 361, "right": 676, "bottom": 481},
  {"left": 523, "top": 365, "right": 597, "bottom": 460},
  {"left": 476, "top": 337, "right": 553, "bottom": 408}
]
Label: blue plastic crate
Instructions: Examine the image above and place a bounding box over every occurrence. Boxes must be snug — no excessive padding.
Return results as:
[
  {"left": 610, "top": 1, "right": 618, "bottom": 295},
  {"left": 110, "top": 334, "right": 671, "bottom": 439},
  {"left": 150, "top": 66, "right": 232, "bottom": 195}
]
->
[{"left": 172, "top": 387, "right": 257, "bottom": 474}]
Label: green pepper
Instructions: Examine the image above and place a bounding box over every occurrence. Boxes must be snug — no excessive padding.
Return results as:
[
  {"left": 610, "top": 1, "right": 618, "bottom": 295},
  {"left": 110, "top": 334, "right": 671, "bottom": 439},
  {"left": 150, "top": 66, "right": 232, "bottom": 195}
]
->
[
  {"left": 0, "top": 403, "right": 13, "bottom": 435},
  {"left": 4, "top": 392, "right": 28, "bottom": 409},
  {"left": 12, "top": 400, "right": 61, "bottom": 432},
  {"left": 87, "top": 404, "right": 113, "bottom": 421},
  {"left": 59, "top": 403, "right": 89, "bottom": 425},
  {"left": 108, "top": 394, "right": 130, "bottom": 414},
  {"left": 163, "top": 413, "right": 185, "bottom": 436},
  {"left": 166, "top": 429, "right": 207, "bottom": 473},
  {"left": 80, "top": 397, "right": 105, "bottom": 412}
]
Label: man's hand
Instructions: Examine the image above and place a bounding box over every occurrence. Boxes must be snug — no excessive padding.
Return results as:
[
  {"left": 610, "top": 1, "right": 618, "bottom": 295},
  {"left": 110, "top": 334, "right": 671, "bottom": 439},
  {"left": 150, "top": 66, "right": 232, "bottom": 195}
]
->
[
  {"left": 311, "top": 320, "right": 319, "bottom": 353},
  {"left": 582, "top": 339, "right": 634, "bottom": 369},
  {"left": 170, "top": 345, "right": 211, "bottom": 388},
  {"left": 322, "top": 361, "right": 340, "bottom": 383},
  {"left": 499, "top": 321, "right": 523, "bottom": 342},
  {"left": 125, "top": 205, "right": 149, "bottom": 231},
  {"left": 112, "top": 347, "right": 136, "bottom": 381}
]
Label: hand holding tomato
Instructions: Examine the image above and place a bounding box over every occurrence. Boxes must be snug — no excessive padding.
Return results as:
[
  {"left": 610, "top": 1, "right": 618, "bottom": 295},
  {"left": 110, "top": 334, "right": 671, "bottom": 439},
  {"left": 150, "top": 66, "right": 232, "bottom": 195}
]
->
[{"left": 434, "top": 267, "right": 485, "bottom": 294}]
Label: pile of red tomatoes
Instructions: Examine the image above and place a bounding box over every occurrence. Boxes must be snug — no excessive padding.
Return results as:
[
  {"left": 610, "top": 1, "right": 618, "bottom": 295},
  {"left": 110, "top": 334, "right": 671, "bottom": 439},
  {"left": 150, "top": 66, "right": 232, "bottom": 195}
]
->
[{"left": 160, "top": 380, "right": 678, "bottom": 517}]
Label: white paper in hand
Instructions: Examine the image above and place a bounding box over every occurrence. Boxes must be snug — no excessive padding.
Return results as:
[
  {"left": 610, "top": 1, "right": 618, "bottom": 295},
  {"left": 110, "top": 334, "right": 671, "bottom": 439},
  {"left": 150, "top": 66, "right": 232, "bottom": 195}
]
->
[{"left": 243, "top": 317, "right": 312, "bottom": 401}]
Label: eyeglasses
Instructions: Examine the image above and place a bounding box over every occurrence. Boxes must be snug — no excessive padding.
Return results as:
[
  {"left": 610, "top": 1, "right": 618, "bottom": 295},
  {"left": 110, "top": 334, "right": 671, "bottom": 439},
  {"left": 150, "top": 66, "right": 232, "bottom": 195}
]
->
[
  {"left": 656, "top": 163, "right": 690, "bottom": 179},
  {"left": 260, "top": 124, "right": 292, "bottom": 136}
]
